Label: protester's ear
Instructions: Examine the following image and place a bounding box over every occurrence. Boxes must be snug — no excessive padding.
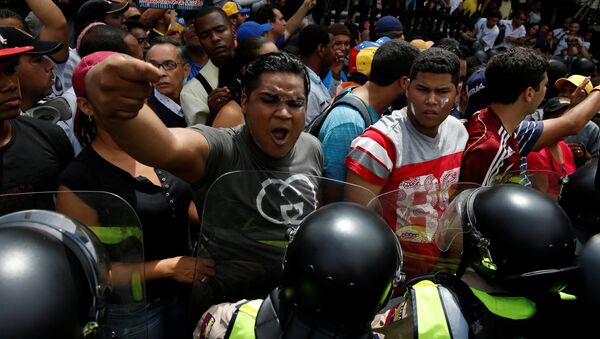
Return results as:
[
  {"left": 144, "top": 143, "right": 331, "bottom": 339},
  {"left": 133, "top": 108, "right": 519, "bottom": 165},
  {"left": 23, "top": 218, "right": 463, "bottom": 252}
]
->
[
  {"left": 397, "top": 76, "right": 410, "bottom": 90},
  {"left": 183, "top": 63, "right": 191, "bottom": 78},
  {"left": 524, "top": 86, "right": 536, "bottom": 102},
  {"left": 317, "top": 44, "right": 325, "bottom": 58},
  {"left": 77, "top": 97, "right": 95, "bottom": 117},
  {"left": 241, "top": 93, "right": 248, "bottom": 116}
]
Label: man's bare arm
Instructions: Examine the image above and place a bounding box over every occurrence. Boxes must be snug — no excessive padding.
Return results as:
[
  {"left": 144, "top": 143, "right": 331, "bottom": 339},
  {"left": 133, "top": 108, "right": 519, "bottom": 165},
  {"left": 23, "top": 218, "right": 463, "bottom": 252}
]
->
[
  {"left": 25, "top": 0, "right": 69, "bottom": 62},
  {"left": 284, "top": 0, "right": 316, "bottom": 40},
  {"left": 86, "top": 54, "right": 209, "bottom": 183},
  {"left": 532, "top": 80, "right": 600, "bottom": 152},
  {"left": 345, "top": 171, "right": 384, "bottom": 206}
]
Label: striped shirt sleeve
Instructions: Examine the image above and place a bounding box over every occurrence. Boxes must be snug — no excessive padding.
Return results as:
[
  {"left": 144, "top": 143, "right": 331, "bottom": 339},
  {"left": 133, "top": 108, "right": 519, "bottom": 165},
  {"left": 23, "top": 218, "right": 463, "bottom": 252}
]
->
[
  {"left": 345, "top": 129, "right": 394, "bottom": 186},
  {"left": 516, "top": 120, "right": 543, "bottom": 157}
]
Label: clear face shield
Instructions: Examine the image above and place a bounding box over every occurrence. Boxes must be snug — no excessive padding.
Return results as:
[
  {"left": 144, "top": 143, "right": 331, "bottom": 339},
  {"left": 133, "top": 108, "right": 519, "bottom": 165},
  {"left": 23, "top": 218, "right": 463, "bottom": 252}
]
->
[
  {"left": 0, "top": 191, "right": 146, "bottom": 338},
  {"left": 367, "top": 182, "right": 480, "bottom": 282},
  {"left": 189, "top": 170, "right": 378, "bottom": 326},
  {"left": 491, "top": 169, "right": 568, "bottom": 200}
]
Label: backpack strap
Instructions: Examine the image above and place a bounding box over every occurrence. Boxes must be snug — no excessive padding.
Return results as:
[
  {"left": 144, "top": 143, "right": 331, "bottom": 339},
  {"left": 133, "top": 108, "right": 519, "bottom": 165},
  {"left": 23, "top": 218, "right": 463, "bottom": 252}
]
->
[
  {"left": 333, "top": 92, "right": 373, "bottom": 127},
  {"left": 195, "top": 72, "right": 218, "bottom": 126},
  {"left": 194, "top": 72, "right": 214, "bottom": 94},
  {"left": 306, "top": 86, "right": 373, "bottom": 137}
]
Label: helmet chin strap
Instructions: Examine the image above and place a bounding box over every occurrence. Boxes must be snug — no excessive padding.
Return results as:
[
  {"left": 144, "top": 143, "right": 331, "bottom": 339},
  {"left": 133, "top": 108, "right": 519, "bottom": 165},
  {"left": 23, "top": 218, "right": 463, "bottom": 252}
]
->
[{"left": 255, "top": 288, "right": 377, "bottom": 339}]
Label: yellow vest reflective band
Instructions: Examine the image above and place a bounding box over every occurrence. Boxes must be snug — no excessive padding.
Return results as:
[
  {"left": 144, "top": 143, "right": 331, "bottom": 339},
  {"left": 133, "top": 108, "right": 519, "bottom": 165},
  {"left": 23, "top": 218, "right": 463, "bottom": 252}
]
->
[
  {"left": 228, "top": 299, "right": 263, "bottom": 339},
  {"left": 411, "top": 280, "right": 469, "bottom": 339},
  {"left": 470, "top": 288, "right": 536, "bottom": 320},
  {"left": 410, "top": 280, "right": 539, "bottom": 338}
]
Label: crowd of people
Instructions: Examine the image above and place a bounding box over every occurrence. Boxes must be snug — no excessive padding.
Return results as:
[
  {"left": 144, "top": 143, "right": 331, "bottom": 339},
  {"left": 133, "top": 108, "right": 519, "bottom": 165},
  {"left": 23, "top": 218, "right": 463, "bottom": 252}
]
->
[{"left": 1, "top": 0, "right": 600, "bottom": 338}]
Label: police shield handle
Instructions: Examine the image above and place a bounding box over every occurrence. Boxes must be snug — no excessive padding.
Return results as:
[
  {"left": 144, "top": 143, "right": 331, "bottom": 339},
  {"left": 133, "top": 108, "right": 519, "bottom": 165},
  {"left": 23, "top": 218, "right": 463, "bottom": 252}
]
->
[{"left": 86, "top": 53, "right": 161, "bottom": 121}]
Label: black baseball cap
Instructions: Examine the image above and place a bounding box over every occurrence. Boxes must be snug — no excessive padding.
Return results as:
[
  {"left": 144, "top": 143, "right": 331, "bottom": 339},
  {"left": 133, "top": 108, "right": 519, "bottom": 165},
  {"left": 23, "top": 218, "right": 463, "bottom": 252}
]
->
[
  {"left": 543, "top": 97, "right": 571, "bottom": 116},
  {"left": 0, "top": 27, "right": 33, "bottom": 57},
  {"left": 0, "top": 27, "right": 62, "bottom": 55},
  {"left": 77, "top": 0, "right": 130, "bottom": 27}
]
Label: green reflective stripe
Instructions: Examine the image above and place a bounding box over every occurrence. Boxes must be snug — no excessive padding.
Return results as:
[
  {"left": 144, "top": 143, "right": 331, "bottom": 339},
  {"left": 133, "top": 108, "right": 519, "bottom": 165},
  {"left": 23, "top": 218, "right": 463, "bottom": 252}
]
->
[
  {"left": 257, "top": 240, "right": 288, "bottom": 248},
  {"left": 88, "top": 226, "right": 142, "bottom": 244},
  {"left": 131, "top": 271, "right": 143, "bottom": 302},
  {"left": 559, "top": 292, "right": 577, "bottom": 301},
  {"left": 496, "top": 175, "right": 526, "bottom": 185},
  {"left": 229, "top": 299, "right": 262, "bottom": 339},
  {"left": 470, "top": 288, "right": 536, "bottom": 320},
  {"left": 413, "top": 280, "right": 452, "bottom": 339}
]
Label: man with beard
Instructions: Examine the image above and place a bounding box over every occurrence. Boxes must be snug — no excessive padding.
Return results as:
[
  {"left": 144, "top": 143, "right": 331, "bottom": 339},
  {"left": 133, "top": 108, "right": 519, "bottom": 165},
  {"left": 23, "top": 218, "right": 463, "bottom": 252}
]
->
[
  {"left": 181, "top": 7, "right": 235, "bottom": 125},
  {"left": 318, "top": 40, "right": 419, "bottom": 181},
  {"left": 298, "top": 24, "right": 335, "bottom": 126}
]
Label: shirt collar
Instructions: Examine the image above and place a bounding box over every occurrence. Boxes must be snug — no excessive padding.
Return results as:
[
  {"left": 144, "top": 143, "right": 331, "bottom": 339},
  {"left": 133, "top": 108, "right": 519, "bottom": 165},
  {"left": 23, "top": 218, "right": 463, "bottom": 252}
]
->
[{"left": 153, "top": 88, "right": 183, "bottom": 117}]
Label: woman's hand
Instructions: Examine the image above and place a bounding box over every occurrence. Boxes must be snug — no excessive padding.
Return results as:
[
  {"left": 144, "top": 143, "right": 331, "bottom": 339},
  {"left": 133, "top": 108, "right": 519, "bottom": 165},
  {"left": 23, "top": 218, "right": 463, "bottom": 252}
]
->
[{"left": 163, "top": 256, "right": 216, "bottom": 284}]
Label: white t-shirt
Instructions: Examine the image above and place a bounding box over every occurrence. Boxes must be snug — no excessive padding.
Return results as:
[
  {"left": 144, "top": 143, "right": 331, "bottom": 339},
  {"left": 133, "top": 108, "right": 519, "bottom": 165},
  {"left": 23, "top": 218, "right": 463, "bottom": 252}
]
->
[
  {"left": 475, "top": 18, "right": 500, "bottom": 51},
  {"left": 499, "top": 19, "right": 526, "bottom": 49}
]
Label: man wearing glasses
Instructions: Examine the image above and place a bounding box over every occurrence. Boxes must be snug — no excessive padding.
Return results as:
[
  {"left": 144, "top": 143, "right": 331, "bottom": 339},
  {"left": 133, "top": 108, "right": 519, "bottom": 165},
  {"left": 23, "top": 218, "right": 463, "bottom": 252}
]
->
[{"left": 146, "top": 39, "right": 191, "bottom": 128}]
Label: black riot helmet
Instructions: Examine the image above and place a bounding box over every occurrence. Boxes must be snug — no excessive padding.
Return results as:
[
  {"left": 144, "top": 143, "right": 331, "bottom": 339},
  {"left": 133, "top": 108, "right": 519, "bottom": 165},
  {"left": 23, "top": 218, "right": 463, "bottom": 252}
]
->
[
  {"left": 559, "top": 159, "right": 600, "bottom": 241},
  {"left": 280, "top": 202, "right": 402, "bottom": 335},
  {"left": 580, "top": 234, "right": 600, "bottom": 307},
  {"left": 461, "top": 185, "right": 577, "bottom": 295},
  {"left": 0, "top": 210, "right": 110, "bottom": 339},
  {"left": 547, "top": 58, "right": 569, "bottom": 98},
  {"left": 570, "top": 57, "right": 596, "bottom": 77}
]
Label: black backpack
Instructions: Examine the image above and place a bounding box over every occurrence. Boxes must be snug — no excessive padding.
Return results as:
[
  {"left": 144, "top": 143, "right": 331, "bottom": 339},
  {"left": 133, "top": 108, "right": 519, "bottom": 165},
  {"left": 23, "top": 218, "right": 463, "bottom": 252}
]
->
[{"left": 306, "top": 88, "right": 372, "bottom": 138}]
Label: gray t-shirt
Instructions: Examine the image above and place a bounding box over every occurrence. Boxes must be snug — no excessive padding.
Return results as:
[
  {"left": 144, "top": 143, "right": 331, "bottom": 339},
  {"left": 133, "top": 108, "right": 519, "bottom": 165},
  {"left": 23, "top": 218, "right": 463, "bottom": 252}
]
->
[
  {"left": 189, "top": 124, "right": 323, "bottom": 305},
  {"left": 565, "top": 121, "right": 600, "bottom": 157},
  {"left": 191, "top": 124, "right": 323, "bottom": 200}
]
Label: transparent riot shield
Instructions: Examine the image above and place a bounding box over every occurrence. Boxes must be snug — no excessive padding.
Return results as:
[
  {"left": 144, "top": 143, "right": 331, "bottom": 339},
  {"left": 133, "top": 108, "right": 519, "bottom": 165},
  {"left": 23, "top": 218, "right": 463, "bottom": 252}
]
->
[
  {"left": 0, "top": 191, "right": 146, "bottom": 339},
  {"left": 190, "top": 171, "right": 376, "bottom": 323},
  {"left": 367, "top": 182, "right": 480, "bottom": 284},
  {"left": 491, "top": 170, "right": 567, "bottom": 200}
]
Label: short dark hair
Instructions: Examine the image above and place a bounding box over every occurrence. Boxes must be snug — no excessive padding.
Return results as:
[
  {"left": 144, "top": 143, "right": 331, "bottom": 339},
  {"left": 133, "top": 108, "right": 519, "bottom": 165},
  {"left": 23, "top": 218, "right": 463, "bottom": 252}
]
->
[
  {"left": 409, "top": 47, "right": 461, "bottom": 88},
  {"left": 253, "top": 4, "right": 276, "bottom": 24},
  {"left": 298, "top": 24, "right": 331, "bottom": 57},
  {"left": 236, "top": 36, "right": 273, "bottom": 66},
  {"left": 219, "top": 36, "right": 273, "bottom": 95},
  {"left": 241, "top": 52, "right": 309, "bottom": 97},
  {"left": 146, "top": 38, "right": 185, "bottom": 63},
  {"left": 126, "top": 19, "right": 145, "bottom": 32},
  {"left": 485, "top": 48, "right": 548, "bottom": 104},
  {"left": 329, "top": 23, "right": 350, "bottom": 37},
  {"left": 512, "top": 10, "right": 526, "bottom": 19},
  {"left": 369, "top": 40, "right": 419, "bottom": 86},
  {"left": 78, "top": 25, "right": 130, "bottom": 58},
  {"left": 195, "top": 6, "right": 230, "bottom": 28},
  {"left": 486, "top": 10, "right": 502, "bottom": 20},
  {"left": 0, "top": 9, "right": 29, "bottom": 33}
]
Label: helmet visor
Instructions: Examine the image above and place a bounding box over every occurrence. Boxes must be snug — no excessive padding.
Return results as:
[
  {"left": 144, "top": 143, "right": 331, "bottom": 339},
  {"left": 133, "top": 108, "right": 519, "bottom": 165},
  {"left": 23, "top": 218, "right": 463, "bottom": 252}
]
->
[
  {"left": 368, "top": 182, "right": 479, "bottom": 279},
  {"left": 190, "top": 170, "right": 378, "bottom": 325},
  {"left": 0, "top": 191, "right": 146, "bottom": 337},
  {"left": 491, "top": 170, "right": 567, "bottom": 200}
]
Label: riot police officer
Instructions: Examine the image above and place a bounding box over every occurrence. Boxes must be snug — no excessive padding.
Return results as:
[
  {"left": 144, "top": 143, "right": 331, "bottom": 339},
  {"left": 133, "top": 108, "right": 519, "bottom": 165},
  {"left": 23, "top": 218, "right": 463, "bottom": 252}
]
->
[
  {"left": 375, "top": 184, "right": 579, "bottom": 338},
  {"left": 193, "top": 202, "right": 403, "bottom": 339},
  {"left": 0, "top": 209, "right": 111, "bottom": 338},
  {"left": 559, "top": 158, "right": 600, "bottom": 243}
]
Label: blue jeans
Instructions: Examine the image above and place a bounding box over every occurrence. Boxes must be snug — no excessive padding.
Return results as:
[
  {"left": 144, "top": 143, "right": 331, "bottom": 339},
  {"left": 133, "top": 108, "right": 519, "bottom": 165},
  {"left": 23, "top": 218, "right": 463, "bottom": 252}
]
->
[
  {"left": 100, "top": 294, "right": 191, "bottom": 339},
  {"left": 100, "top": 300, "right": 163, "bottom": 339}
]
